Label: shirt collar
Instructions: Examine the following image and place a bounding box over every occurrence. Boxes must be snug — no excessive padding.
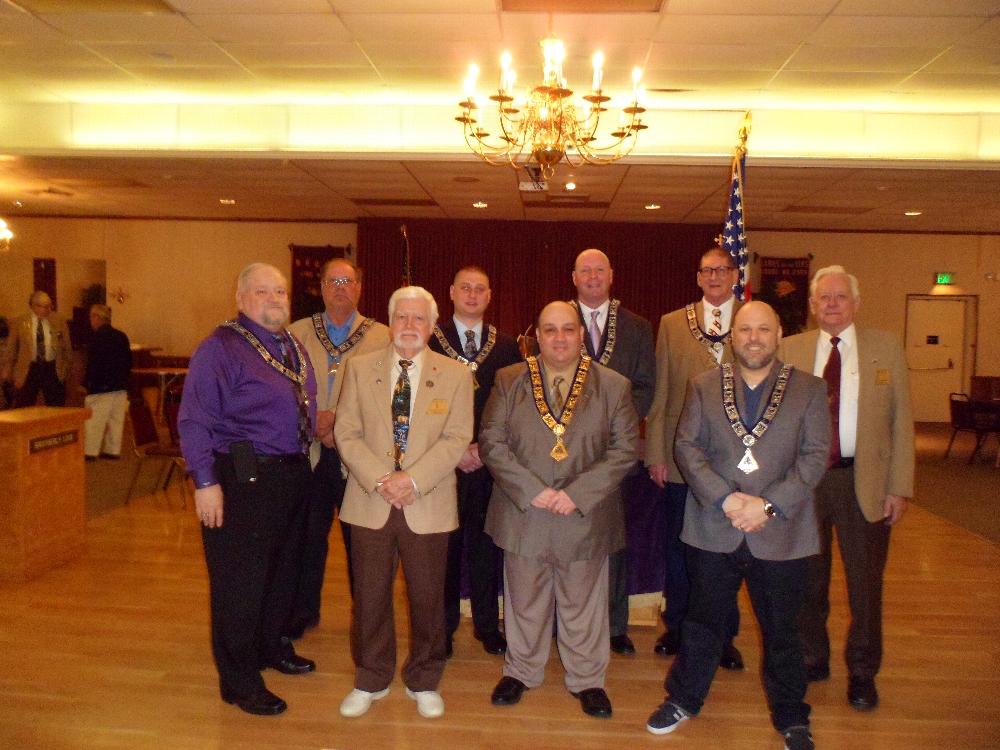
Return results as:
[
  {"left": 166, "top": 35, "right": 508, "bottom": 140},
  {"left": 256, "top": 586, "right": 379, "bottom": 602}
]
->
[
  {"left": 453, "top": 316, "right": 483, "bottom": 344},
  {"left": 702, "top": 296, "right": 735, "bottom": 316},
  {"left": 577, "top": 299, "right": 610, "bottom": 321},
  {"left": 821, "top": 323, "right": 856, "bottom": 350}
]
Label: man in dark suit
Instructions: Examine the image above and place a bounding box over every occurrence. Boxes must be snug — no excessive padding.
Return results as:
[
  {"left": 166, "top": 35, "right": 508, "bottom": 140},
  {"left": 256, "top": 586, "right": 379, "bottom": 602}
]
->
[
  {"left": 2, "top": 291, "right": 73, "bottom": 407},
  {"left": 781, "top": 265, "right": 914, "bottom": 711},
  {"left": 646, "top": 302, "right": 829, "bottom": 750},
  {"left": 646, "top": 246, "right": 745, "bottom": 668},
  {"left": 481, "top": 301, "right": 639, "bottom": 718},
  {"left": 82, "top": 304, "right": 132, "bottom": 460},
  {"left": 571, "top": 248, "right": 655, "bottom": 656},
  {"left": 430, "top": 265, "right": 521, "bottom": 657}
]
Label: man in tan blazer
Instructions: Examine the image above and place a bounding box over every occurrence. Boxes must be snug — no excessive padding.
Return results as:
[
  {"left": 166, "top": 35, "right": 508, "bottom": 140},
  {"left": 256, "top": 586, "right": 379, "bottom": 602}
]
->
[
  {"left": 645, "top": 247, "right": 743, "bottom": 668},
  {"left": 2, "top": 290, "right": 73, "bottom": 407},
  {"left": 781, "top": 265, "right": 914, "bottom": 712},
  {"left": 287, "top": 257, "right": 389, "bottom": 636},
  {"left": 481, "top": 301, "right": 639, "bottom": 719},
  {"left": 334, "top": 286, "right": 473, "bottom": 721}
]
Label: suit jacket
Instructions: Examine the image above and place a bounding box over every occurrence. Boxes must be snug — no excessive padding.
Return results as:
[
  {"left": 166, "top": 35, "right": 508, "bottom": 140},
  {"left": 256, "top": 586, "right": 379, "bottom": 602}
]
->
[
  {"left": 646, "top": 301, "right": 741, "bottom": 478},
  {"left": 84, "top": 323, "right": 132, "bottom": 393},
  {"left": 289, "top": 312, "right": 390, "bottom": 465},
  {"left": 481, "top": 360, "right": 639, "bottom": 562},
  {"left": 675, "top": 361, "right": 830, "bottom": 561},
  {"left": 577, "top": 302, "right": 655, "bottom": 419},
  {"left": 428, "top": 319, "right": 522, "bottom": 436},
  {"left": 2, "top": 312, "right": 73, "bottom": 388},
  {"left": 334, "top": 346, "right": 474, "bottom": 534},
  {"left": 780, "top": 327, "right": 915, "bottom": 522}
]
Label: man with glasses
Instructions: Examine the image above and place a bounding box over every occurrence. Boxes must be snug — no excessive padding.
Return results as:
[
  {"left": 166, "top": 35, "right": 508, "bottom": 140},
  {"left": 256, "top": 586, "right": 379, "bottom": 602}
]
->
[
  {"left": 2, "top": 291, "right": 73, "bottom": 407},
  {"left": 430, "top": 266, "right": 521, "bottom": 657},
  {"left": 646, "top": 247, "right": 745, "bottom": 669},
  {"left": 288, "top": 257, "right": 389, "bottom": 638}
]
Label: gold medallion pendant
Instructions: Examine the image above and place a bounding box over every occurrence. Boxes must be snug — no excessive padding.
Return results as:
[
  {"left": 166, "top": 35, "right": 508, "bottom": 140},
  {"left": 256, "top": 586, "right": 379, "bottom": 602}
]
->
[{"left": 550, "top": 423, "right": 568, "bottom": 461}]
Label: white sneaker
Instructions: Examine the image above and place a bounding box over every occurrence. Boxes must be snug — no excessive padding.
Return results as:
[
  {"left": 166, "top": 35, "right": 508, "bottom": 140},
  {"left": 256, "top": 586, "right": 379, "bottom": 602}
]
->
[
  {"left": 405, "top": 688, "right": 444, "bottom": 718},
  {"left": 339, "top": 687, "right": 390, "bottom": 718}
]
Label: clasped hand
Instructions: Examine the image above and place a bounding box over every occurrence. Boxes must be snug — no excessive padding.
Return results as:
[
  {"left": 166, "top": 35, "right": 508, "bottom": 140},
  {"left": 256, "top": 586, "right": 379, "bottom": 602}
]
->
[
  {"left": 376, "top": 471, "right": 416, "bottom": 508},
  {"left": 531, "top": 487, "right": 577, "bottom": 516},
  {"left": 722, "top": 491, "right": 768, "bottom": 533}
]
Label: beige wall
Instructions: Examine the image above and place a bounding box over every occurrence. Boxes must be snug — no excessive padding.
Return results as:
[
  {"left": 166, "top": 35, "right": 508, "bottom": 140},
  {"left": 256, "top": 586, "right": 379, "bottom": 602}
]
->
[
  {"left": 0, "top": 218, "right": 356, "bottom": 355},
  {"left": 751, "top": 232, "right": 1000, "bottom": 378}
]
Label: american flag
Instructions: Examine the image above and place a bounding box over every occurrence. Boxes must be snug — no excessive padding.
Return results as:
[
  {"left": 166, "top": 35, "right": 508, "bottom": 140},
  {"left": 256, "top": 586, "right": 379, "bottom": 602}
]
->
[{"left": 719, "top": 150, "right": 750, "bottom": 300}]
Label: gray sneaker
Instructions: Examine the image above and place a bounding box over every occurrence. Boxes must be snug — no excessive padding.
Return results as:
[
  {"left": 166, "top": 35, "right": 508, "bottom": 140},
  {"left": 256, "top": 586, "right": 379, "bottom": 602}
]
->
[
  {"left": 646, "top": 699, "right": 690, "bottom": 735},
  {"left": 782, "top": 725, "right": 815, "bottom": 750}
]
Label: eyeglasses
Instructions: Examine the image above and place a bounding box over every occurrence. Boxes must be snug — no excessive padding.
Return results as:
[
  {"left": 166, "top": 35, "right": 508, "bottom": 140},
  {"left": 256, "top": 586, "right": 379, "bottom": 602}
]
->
[
  {"left": 698, "top": 266, "right": 736, "bottom": 277},
  {"left": 322, "top": 276, "right": 356, "bottom": 288}
]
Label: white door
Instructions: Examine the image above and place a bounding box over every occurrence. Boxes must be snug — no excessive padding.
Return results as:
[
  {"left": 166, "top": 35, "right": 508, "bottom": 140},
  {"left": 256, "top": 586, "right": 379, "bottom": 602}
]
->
[{"left": 905, "top": 296, "right": 976, "bottom": 422}]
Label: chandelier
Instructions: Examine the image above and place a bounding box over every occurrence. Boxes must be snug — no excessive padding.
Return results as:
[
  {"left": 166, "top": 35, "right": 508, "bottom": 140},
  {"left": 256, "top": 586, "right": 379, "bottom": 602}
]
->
[
  {"left": 0, "top": 218, "right": 12, "bottom": 252},
  {"left": 456, "top": 36, "right": 647, "bottom": 179}
]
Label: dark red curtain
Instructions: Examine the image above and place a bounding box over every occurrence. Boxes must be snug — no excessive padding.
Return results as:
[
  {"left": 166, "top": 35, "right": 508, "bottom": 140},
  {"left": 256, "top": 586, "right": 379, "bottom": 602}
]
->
[{"left": 357, "top": 218, "right": 719, "bottom": 335}]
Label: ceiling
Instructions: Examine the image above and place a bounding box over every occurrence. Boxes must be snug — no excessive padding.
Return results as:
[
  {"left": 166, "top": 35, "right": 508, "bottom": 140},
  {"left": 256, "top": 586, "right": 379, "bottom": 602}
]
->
[{"left": 1, "top": 0, "right": 999, "bottom": 232}]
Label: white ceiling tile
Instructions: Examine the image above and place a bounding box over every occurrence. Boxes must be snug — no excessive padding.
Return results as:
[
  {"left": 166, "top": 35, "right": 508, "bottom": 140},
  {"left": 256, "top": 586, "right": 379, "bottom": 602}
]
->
[
  {"left": 332, "top": 0, "right": 496, "bottom": 10},
  {"left": 339, "top": 13, "right": 501, "bottom": 42},
  {"left": 664, "top": 0, "right": 838, "bottom": 13},
  {"left": 923, "top": 46, "right": 1000, "bottom": 74},
  {"left": 39, "top": 12, "right": 208, "bottom": 42},
  {"left": 188, "top": 13, "right": 353, "bottom": 44},
  {"left": 956, "top": 16, "right": 1000, "bottom": 47},
  {"left": 653, "top": 15, "right": 826, "bottom": 45},
  {"left": 786, "top": 45, "right": 940, "bottom": 73},
  {"left": 767, "top": 71, "right": 907, "bottom": 91},
  {"left": 808, "top": 16, "right": 984, "bottom": 48},
  {"left": 832, "top": 0, "right": 1000, "bottom": 16},
  {"left": 225, "top": 43, "right": 372, "bottom": 68},
  {"left": 646, "top": 43, "right": 797, "bottom": 71},
  {"left": 87, "top": 42, "right": 238, "bottom": 67},
  {"left": 169, "top": 1, "right": 332, "bottom": 12}
]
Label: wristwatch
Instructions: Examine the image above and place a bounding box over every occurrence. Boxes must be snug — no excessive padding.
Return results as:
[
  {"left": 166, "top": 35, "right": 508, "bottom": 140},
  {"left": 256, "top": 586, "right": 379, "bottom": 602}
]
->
[{"left": 762, "top": 500, "right": 776, "bottom": 518}]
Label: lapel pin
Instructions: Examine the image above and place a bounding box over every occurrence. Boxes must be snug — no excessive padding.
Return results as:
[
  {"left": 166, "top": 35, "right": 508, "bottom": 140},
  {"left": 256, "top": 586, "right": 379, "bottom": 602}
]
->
[{"left": 426, "top": 380, "right": 434, "bottom": 387}]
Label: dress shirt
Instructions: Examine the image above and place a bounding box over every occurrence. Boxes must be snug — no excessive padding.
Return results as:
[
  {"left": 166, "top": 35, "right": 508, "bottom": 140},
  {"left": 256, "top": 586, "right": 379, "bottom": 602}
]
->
[
  {"left": 389, "top": 347, "right": 426, "bottom": 418},
  {"left": 812, "top": 323, "right": 859, "bottom": 459},
  {"left": 32, "top": 314, "right": 54, "bottom": 362},
  {"left": 540, "top": 358, "right": 581, "bottom": 412},
  {"left": 701, "top": 296, "right": 735, "bottom": 336},
  {"left": 324, "top": 310, "right": 356, "bottom": 349},
  {"left": 179, "top": 313, "right": 318, "bottom": 489},
  {"left": 577, "top": 299, "right": 610, "bottom": 336},
  {"left": 453, "top": 316, "right": 483, "bottom": 352}
]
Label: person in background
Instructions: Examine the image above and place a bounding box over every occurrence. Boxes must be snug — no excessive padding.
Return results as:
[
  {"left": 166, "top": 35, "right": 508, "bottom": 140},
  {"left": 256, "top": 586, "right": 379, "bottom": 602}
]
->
[
  {"left": 2, "top": 291, "right": 72, "bottom": 407},
  {"left": 82, "top": 303, "right": 132, "bottom": 460}
]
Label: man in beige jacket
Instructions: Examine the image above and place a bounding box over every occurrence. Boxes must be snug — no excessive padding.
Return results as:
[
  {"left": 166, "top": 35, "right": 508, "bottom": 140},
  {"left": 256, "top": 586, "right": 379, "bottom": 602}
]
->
[
  {"left": 781, "top": 265, "right": 914, "bottom": 712},
  {"left": 2, "top": 291, "right": 73, "bottom": 407}
]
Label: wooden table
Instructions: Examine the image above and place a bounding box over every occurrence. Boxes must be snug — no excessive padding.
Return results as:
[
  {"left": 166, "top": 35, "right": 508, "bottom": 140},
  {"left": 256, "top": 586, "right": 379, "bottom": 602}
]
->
[{"left": 131, "top": 367, "right": 188, "bottom": 418}]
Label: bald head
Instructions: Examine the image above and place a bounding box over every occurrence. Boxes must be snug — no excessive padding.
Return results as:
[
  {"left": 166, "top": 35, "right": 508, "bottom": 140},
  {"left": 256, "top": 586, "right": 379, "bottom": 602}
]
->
[
  {"left": 572, "top": 248, "right": 613, "bottom": 308},
  {"left": 536, "top": 301, "right": 584, "bottom": 371}
]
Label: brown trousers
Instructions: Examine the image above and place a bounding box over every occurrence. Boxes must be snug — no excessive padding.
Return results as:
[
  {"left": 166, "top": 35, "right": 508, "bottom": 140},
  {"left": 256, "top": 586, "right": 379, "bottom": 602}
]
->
[{"left": 349, "top": 507, "right": 450, "bottom": 692}]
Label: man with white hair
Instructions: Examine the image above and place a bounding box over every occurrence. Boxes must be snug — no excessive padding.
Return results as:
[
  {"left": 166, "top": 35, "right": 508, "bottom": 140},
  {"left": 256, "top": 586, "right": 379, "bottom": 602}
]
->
[
  {"left": 82, "top": 304, "right": 132, "bottom": 460},
  {"left": 781, "top": 265, "right": 913, "bottom": 712},
  {"left": 335, "top": 286, "right": 473, "bottom": 720},
  {"left": 180, "top": 262, "right": 318, "bottom": 716},
  {"left": 2, "top": 290, "right": 73, "bottom": 407}
]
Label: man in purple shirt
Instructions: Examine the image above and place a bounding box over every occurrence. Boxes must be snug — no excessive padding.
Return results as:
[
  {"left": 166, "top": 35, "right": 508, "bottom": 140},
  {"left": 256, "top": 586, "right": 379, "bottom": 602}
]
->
[{"left": 179, "top": 262, "right": 318, "bottom": 717}]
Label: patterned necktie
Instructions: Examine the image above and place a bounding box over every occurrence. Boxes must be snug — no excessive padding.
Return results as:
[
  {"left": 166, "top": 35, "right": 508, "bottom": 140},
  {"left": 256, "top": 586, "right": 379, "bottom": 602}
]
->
[
  {"left": 552, "top": 375, "right": 566, "bottom": 414},
  {"left": 392, "top": 359, "right": 412, "bottom": 470},
  {"left": 589, "top": 310, "right": 602, "bottom": 353},
  {"left": 823, "top": 336, "right": 842, "bottom": 467},
  {"left": 464, "top": 329, "right": 477, "bottom": 359},
  {"left": 711, "top": 307, "right": 723, "bottom": 335},
  {"left": 35, "top": 319, "right": 46, "bottom": 363},
  {"left": 275, "top": 334, "right": 311, "bottom": 454}
]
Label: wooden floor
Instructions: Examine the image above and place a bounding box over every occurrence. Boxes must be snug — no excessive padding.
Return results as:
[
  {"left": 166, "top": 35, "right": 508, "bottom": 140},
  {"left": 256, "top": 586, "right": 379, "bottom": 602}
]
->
[{"left": 1, "top": 484, "right": 998, "bottom": 750}]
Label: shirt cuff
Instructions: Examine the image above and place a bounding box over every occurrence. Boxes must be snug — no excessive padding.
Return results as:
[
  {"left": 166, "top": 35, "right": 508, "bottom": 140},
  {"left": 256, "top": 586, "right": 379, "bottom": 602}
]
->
[{"left": 192, "top": 466, "right": 219, "bottom": 489}]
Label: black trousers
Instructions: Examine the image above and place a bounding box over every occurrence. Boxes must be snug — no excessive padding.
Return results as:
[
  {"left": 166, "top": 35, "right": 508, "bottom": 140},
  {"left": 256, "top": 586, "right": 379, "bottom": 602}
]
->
[
  {"left": 201, "top": 453, "right": 310, "bottom": 700},
  {"left": 444, "top": 465, "right": 502, "bottom": 638},
  {"left": 15, "top": 361, "right": 66, "bottom": 407},
  {"left": 291, "top": 444, "right": 352, "bottom": 627},
  {"left": 659, "top": 481, "right": 739, "bottom": 640},
  {"left": 798, "top": 465, "right": 890, "bottom": 679},
  {"left": 666, "top": 542, "right": 810, "bottom": 732}
]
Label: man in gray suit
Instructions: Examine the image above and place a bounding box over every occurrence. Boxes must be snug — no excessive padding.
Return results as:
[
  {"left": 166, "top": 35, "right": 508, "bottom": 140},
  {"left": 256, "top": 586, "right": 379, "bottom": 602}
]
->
[
  {"left": 646, "top": 302, "right": 829, "bottom": 750},
  {"left": 481, "top": 301, "right": 639, "bottom": 719}
]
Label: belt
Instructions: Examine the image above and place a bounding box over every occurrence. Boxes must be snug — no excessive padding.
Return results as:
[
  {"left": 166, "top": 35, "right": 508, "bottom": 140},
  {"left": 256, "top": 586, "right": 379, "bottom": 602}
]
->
[
  {"left": 832, "top": 457, "right": 855, "bottom": 469},
  {"left": 256, "top": 453, "right": 309, "bottom": 465}
]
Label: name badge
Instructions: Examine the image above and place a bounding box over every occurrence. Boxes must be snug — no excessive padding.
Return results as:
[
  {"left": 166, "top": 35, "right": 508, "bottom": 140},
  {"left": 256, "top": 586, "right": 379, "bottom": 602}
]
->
[
  {"left": 875, "top": 369, "right": 891, "bottom": 385},
  {"left": 427, "top": 399, "right": 449, "bottom": 415}
]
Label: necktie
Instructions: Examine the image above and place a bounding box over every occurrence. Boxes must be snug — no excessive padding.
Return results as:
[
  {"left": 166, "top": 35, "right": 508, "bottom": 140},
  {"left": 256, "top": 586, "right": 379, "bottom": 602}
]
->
[
  {"left": 589, "top": 310, "right": 602, "bottom": 353},
  {"left": 35, "top": 319, "right": 46, "bottom": 363},
  {"left": 392, "top": 359, "right": 412, "bottom": 470},
  {"left": 823, "top": 336, "right": 842, "bottom": 467},
  {"left": 275, "top": 334, "right": 311, "bottom": 454},
  {"left": 711, "top": 307, "right": 723, "bottom": 335},
  {"left": 464, "top": 329, "right": 477, "bottom": 359},
  {"left": 552, "top": 375, "right": 566, "bottom": 414}
]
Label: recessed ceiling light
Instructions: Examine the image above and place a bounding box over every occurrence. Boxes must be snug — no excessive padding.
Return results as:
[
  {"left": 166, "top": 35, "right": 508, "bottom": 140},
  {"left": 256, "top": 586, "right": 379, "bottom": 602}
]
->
[
  {"left": 472, "top": 201, "right": 487, "bottom": 208},
  {"left": 13, "top": 200, "right": 23, "bottom": 208},
  {"left": 565, "top": 181, "right": 577, "bottom": 191},
  {"left": 904, "top": 210, "right": 922, "bottom": 216},
  {"left": 645, "top": 203, "right": 661, "bottom": 210},
  {"left": 219, "top": 198, "right": 236, "bottom": 205}
]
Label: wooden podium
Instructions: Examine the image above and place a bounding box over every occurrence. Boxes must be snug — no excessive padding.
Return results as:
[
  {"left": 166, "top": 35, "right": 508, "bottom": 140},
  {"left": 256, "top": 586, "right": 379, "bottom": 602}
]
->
[{"left": 0, "top": 406, "right": 90, "bottom": 583}]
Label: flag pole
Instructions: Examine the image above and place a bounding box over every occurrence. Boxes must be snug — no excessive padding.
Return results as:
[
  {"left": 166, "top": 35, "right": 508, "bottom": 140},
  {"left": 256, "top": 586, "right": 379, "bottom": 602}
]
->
[{"left": 715, "top": 110, "right": 752, "bottom": 301}]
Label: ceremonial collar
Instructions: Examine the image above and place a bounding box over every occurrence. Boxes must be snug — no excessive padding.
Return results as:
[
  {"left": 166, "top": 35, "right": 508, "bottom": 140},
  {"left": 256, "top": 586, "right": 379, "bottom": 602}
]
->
[
  {"left": 312, "top": 312, "right": 375, "bottom": 363},
  {"left": 223, "top": 317, "right": 307, "bottom": 385},
  {"left": 527, "top": 354, "right": 591, "bottom": 462},
  {"left": 433, "top": 323, "right": 497, "bottom": 387}
]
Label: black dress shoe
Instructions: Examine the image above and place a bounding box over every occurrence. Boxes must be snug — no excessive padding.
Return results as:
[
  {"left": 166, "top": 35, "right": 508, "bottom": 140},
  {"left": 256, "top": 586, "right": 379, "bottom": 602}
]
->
[
  {"left": 610, "top": 634, "right": 636, "bottom": 655},
  {"left": 476, "top": 630, "right": 507, "bottom": 655},
  {"left": 267, "top": 645, "right": 316, "bottom": 675},
  {"left": 719, "top": 641, "right": 744, "bottom": 671},
  {"left": 571, "top": 687, "right": 612, "bottom": 718},
  {"left": 491, "top": 676, "right": 527, "bottom": 706},
  {"left": 223, "top": 686, "right": 287, "bottom": 716},
  {"left": 848, "top": 676, "right": 879, "bottom": 711},
  {"left": 805, "top": 662, "right": 830, "bottom": 682},
  {"left": 654, "top": 630, "right": 680, "bottom": 656}
]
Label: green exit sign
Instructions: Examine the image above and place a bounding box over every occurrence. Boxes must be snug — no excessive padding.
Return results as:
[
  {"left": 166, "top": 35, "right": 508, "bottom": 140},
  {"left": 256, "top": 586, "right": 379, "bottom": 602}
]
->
[{"left": 935, "top": 272, "right": 954, "bottom": 285}]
